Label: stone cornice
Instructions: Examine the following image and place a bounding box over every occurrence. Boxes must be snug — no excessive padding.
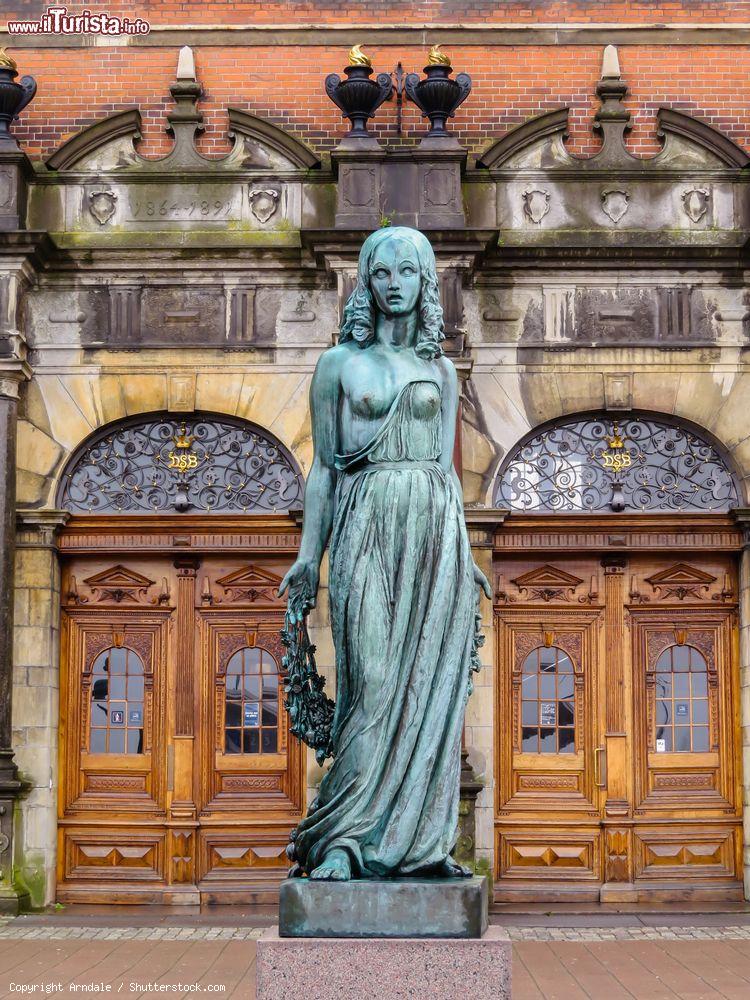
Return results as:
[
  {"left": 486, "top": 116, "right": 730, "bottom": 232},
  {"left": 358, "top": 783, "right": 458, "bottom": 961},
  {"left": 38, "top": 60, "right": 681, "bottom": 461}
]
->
[{"left": 6, "top": 24, "right": 750, "bottom": 48}]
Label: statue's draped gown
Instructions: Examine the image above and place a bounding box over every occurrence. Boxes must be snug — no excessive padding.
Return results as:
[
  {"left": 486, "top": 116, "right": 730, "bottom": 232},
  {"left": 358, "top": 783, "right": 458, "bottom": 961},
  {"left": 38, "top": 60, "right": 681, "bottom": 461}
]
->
[{"left": 293, "top": 378, "right": 477, "bottom": 877}]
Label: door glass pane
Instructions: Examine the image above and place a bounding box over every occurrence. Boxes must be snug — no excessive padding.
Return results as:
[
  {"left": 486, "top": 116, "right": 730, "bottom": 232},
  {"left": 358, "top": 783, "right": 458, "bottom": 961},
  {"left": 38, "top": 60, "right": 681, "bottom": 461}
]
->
[
  {"left": 261, "top": 729, "right": 278, "bottom": 753},
  {"left": 89, "top": 647, "right": 145, "bottom": 754},
  {"left": 692, "top": 673, "right": 708, "bottom": 697},
  {"left": 539, "top": 728, "right": 556, "bottom": 752},
  {"left": 652, "top": 644, "right": 710, "bottom": 753},
  {"left": 656, "top": 726, "right": 673, "bottom": 751},
  {"left": 673, "top": 673, "right": 690, "bottom": 697},
  {"left": 539, "top": 673, "right": 555, "bottom": 699},
  {"left": 557, "top": 673, "right": 574, "bottom": 699},
  {"left": 558, "top": 728, "right": 575, "bottom": 753},
  {"left": 655, "top": 673, "right": 671, "bottom": 698},
  {"left": 675, "top": 727, "right": 691, "bottom": 752},
  {"left": 522, "top": 701, "right": 537, "bottom": 724},
  {"left": 223, "top": 646, "right": 280, "bottom": 754},
  {"left": 692, "top": 726, "right": 709, "bottom": 752},
  {"left": 521, "top": 728, "right": 538, "bottom": 752},
  {"left": 108, "top": 730, "right": 125, "bottom": 754},
  {"left": 692, "top": 700, "right": 708, "bottom": 724},
  {"left": 558, "top": 701, "right": 574, "bottom": 726},
  {"left": 518, "top": 645, "right": 578, "bottom": 754}
]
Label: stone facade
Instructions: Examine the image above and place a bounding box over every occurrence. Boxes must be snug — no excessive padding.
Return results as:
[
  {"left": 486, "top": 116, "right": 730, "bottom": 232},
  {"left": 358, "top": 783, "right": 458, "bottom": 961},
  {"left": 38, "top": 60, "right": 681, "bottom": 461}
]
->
[{"left": 2, "top": 2, "right": 750, "bottom": 907}]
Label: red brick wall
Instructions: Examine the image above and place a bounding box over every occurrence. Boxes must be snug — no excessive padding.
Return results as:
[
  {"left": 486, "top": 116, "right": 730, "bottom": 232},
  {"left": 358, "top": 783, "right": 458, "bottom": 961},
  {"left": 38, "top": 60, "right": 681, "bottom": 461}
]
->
[
  {"left": 5, "top": 0, "right": 750, "bottom": 26},
  {"left": 3, "top": 3, "right": 750, "bottom": 161}
]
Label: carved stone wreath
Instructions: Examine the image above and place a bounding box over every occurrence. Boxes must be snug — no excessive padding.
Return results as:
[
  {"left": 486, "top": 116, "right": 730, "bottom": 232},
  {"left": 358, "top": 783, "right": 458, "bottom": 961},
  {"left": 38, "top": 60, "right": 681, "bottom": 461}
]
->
[{"left": 58, "top": 414, "right": 303, "bottom": 514}]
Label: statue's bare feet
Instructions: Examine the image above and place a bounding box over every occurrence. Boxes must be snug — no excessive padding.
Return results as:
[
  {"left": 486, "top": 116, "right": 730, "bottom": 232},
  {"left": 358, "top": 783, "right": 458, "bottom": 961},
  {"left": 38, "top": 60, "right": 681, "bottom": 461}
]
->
[{"left": 310, "top": 848, "right": 351, "bottom": 881}]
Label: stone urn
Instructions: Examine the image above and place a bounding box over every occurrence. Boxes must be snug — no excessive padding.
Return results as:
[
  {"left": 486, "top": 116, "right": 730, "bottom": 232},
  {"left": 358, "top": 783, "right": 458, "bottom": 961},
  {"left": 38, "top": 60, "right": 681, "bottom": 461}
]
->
[
  {"left": 325, "top": 45, "right": 392, "bottom": 137},
  {"left": 0, "top": 48, "right": 36, "bottom": 147},
  {"left": 405, "top": 45, "right": 471, "bottom": 137}
]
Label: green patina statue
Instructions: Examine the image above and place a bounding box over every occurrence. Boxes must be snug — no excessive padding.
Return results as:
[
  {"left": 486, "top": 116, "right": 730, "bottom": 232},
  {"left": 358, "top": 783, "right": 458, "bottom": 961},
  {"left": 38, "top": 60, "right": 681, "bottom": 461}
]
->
[{"left": 279, "top": 226, "right": 491, "bottom": 883}]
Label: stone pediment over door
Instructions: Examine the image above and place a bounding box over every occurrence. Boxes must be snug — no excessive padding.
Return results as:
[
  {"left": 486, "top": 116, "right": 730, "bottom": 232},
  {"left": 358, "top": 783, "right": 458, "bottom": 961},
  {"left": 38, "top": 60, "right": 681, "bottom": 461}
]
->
[
  {"left": 472, "top": 46, "right": 750, "bottom": 248},
  {"left": 34, "top": 47, "right": 319, "bottom": 246}
]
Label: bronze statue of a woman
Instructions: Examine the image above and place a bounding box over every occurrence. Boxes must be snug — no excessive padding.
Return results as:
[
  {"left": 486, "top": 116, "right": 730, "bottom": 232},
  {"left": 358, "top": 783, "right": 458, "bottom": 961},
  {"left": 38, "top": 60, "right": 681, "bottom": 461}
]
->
[{"left": 279, "top": 226, "right": 491, "bottom": 882}]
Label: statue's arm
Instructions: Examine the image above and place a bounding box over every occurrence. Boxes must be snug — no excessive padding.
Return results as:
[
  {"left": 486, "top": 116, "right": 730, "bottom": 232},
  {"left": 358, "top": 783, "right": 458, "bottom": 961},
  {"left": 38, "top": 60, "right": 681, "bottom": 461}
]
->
[
  {"left": 298, "top": 350, "right": 341, "bottom": 566},
  {"left": 278, "top": 349, "right": 342, "bottom": 604},
  {"left": 439, "top": 357, "right": 492, "bottom": 600}
]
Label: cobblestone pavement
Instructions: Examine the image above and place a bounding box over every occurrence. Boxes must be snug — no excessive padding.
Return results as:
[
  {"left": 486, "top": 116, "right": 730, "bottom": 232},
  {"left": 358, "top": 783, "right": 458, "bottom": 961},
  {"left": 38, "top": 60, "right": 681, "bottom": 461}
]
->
[
  {"left": 3, "top": 917, "right": 750, "bottom": 998},
  {"left": 3, "top": 920, "right": 750, "bottom": 940}
]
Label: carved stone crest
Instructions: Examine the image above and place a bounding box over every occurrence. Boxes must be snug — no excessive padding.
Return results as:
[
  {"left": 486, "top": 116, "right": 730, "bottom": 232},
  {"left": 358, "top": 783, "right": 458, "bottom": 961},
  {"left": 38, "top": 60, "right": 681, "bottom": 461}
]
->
[
  {"left": 682, "top": 187, "right": 710, "bottom": 223},
  {"left": 0, "top": 170, "right": 11, "bottom": 209},
  {"left": 601, "top": 189, "right": 629, "bottom": 223},
  {"left": 88, "top": 189, "right": 117, "bottom": 225},
  {"left": 248, "top": 187, "right": 280, "bottom": 224},
  {"left": 522, "top": 188, "right": 550, "bottom": 224}
]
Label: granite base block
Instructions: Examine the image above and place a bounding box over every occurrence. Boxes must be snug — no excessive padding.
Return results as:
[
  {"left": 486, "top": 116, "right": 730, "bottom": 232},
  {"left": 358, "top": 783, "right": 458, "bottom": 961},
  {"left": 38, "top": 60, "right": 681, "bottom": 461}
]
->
[
  {"left": 279, "top": 875, "right": 488, "bottom": 938},
  {"left": 256, "top": 926, "right": 512, "bottom": 1000}
]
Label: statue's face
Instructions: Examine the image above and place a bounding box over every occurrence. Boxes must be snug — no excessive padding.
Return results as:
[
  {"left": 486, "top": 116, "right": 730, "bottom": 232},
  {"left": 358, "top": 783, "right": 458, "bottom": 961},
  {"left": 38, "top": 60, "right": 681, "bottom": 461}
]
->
[{"left": 368, "top": 238, "right": 421, "bottom": 318}]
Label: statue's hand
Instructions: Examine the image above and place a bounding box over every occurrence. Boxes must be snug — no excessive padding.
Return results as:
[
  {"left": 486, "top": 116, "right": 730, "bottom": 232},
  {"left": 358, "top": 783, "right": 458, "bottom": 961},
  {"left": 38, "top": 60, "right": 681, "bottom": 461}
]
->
[
  {"left": 473, "top": 563, "right": 492, "bottom": 601},
  {"left": 278, "top": 558, "right": 320, "bottom": 609}
]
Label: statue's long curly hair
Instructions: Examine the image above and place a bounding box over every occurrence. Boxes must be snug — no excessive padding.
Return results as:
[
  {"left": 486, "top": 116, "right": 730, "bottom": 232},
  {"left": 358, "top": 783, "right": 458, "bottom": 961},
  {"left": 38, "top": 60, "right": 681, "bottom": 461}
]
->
[{"left": 339, "top": 227, "right": 444, "bottom": 360}]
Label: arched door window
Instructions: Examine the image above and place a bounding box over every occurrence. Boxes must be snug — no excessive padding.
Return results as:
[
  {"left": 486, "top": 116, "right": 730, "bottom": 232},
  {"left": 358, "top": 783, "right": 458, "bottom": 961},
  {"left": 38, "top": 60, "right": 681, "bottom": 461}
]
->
[
  {"left": 521, "top": 646, "right": 576, "bottom": 753},
  {"left": 495, "top": 415, "right": 738, "bottom": 513},
  {"left": 57, "top": 413, "right": 303, "bottom": 514},
  {"left": 224, "top": 647, "right": 280, "bottom": 754},
  {"left": 654, "top": 645, "right": 709, "bottom": 753},
  {"left": 90, "top": 647, "right": 145, "bottom": 754}
]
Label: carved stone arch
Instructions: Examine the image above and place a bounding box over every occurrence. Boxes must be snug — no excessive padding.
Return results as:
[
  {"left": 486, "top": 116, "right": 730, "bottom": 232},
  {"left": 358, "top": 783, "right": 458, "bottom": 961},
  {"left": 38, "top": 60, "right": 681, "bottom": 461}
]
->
[
  {"left": 476, "top": 105, "right": 749, "bottom": 172},
  {"left": 476, "top": 108, "right": 570, "bottom": 169},
  {"left": 45, "top": 109, "right": 142, "bottom": 171},
  {"left": 226, "top": 108, "right": 320, "bottom": 170},
  {"left": 56, "top": 411, "right": 304, "bottom": 515},
  {"left": 43, "top": 106, "right": 320, "bottom": 173},
  {"left": 656, "top": 108, "right": 750, "bottom": 169},
  {"left": 493, "top": 410, "right": 741, "bottom": 514}
]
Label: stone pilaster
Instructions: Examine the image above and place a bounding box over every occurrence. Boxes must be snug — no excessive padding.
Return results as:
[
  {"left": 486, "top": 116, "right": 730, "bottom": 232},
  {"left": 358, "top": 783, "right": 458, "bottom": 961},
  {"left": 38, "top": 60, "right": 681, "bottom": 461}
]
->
[
  {"left": 0, "top": 368, "right": 31, "bottom": 913},
  {"left": 12, "top": 509, "right": 68, "bottom": 909},
  {"left": 464, "top": 508, "right": 507, "bottom": 878},
  {"left": 732, "top": 511, "right": 750, "bottom": 900}
]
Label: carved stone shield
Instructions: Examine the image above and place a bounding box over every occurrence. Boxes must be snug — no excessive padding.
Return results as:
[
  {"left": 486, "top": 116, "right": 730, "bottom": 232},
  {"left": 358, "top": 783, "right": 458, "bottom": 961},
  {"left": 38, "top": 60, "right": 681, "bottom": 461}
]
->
[
  {"left": 249, "top": 187, "right": 280, "bottom": 224},
  {"left": 601, "top": 189, "right": 629, "bottom": 224},
  {"left": 0, "top": 170, "right": 11, "bottom": 209},
  {"left": 682, "top": 187, "right": 709, "bottom": 223},
  {"left": 89, "top": 190, "right": 117, "bottom": 226},
  {"left": 522, "top": 188, "right": 550, "bottom": 224}
]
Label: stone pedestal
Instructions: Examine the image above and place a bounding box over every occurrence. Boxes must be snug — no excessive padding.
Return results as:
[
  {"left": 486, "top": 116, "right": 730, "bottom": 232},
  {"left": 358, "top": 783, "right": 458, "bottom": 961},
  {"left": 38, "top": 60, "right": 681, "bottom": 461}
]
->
[
  {"left": 256, "top": 926, "right": 511, "bottom": 1000},
  {"left": 280, "top": 875, "right": 487, "bottom": 938}
]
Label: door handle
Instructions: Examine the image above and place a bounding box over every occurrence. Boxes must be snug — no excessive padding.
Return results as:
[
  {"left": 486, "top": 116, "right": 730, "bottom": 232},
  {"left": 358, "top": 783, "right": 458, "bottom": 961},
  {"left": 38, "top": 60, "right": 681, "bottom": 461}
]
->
[
  {"left": 167, "top": 745, "right": 174, "bottom": 792},
  {"left": 594, "top": 746, "right": 607, "bottom": 788}
]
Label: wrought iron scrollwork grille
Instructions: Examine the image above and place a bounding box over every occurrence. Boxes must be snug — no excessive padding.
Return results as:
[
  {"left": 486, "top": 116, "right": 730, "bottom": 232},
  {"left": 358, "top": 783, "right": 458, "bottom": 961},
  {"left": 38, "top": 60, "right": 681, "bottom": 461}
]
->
[
  {"left": 58, "top": 414, "right": 303, "bottom": 514},
  {"left": 494, "top": 416, "right": 739, "bottom": 514}
]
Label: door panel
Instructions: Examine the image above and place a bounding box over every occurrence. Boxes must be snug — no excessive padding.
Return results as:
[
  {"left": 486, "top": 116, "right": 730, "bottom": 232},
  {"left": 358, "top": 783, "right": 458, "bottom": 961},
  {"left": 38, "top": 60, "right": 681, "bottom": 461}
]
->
[
  {"left": 496, "top": 557, "right": 605, "bottom": 899},
  {"left": 58, "top": 548, "right": 302, "bottom": 903},
  {"left": 494, "top": 549, "right": 742, "bottom": 902}
]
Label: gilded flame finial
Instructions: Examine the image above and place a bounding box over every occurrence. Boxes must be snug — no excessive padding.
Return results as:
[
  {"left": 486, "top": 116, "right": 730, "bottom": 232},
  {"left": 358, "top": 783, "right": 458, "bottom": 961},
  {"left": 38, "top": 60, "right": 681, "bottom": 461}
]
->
[
  {"left": 347, "top": 44, "right": 372, "bottom": 68},
  {"left": 0, "top": 48, "right": 17, "bottom": 71},
  {"left": 427, "top": 43, "right": 451, "bottom": 66}
]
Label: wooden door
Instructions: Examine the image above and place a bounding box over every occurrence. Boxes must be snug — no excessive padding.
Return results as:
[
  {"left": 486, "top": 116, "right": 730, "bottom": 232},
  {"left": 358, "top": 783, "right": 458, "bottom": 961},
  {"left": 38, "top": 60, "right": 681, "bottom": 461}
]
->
[
  {"left": 494, "top": 549, "right": 742, "bottom": 902},
  {"left": 58, "top": 545, "right": 303, "bottom": 903}
]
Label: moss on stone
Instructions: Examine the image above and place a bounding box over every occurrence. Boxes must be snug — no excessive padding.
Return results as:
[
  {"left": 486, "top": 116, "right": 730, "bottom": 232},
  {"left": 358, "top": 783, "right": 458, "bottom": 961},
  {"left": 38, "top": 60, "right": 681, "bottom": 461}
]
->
[{"left": 14, "top": 860, "right": 47, "bottom": 910}]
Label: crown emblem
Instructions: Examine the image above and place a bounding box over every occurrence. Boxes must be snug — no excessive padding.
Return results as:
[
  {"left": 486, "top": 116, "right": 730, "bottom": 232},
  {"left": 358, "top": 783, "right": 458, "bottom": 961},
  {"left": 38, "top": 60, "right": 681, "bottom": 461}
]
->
[
  {"left": 600, "top": 422, "right": 631, "bottom": 474},
  {"left": 173, "top": 423, "right": 193, "bottom": 449},
  {"left": 607, "top": 424, "right": 624, "bottom": 449}
]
